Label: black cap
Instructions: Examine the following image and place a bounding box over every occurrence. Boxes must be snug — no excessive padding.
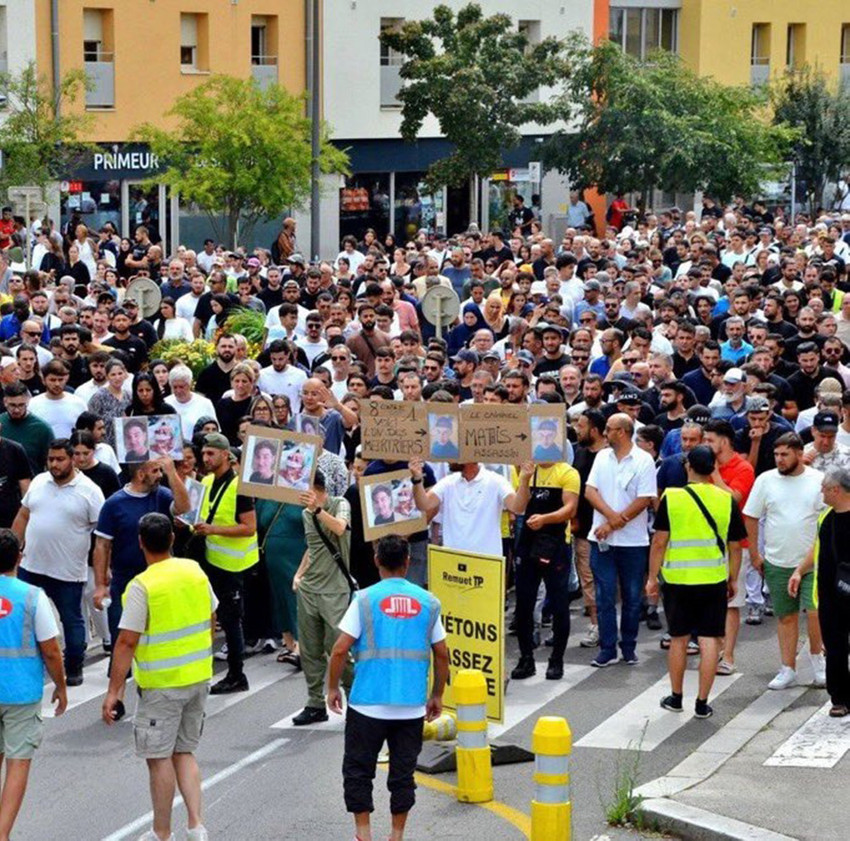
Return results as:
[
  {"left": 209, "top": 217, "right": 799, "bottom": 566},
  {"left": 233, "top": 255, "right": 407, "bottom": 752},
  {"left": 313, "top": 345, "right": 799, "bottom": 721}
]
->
[
  {"left": 687, "top": 445, "right": 716, "bottom": 476},
  {"left": 813, "top": 411, "right": 840, "bottom": 432}
]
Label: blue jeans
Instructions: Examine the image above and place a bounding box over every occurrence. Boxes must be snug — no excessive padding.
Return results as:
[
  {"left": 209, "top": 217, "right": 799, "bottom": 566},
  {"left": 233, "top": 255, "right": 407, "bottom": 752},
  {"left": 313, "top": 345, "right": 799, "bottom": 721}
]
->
[
  {"left": 18, "top": 569, "right": 86, "bottom": 672},
  {"left": 590, "top": 544, "right": 648, "bottom": 658}
]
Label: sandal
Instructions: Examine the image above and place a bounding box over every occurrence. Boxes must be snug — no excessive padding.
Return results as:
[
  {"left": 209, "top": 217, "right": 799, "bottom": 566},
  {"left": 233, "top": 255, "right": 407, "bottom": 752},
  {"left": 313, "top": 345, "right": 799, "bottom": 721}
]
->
[
  {"left": 279, "top": 651, "right": 302, "bottom": 670},
  {"left": 829, "top": 705, "right": 850, "bottom": 718},
  {"left": 660, "top": 633, "right": 671, "bottom": 650},
  {"left": 276, "top": 644, "right": 293, "bottom": 662},
  {"left": 716, "top": 660, "right": 736, "bottom": 676}
]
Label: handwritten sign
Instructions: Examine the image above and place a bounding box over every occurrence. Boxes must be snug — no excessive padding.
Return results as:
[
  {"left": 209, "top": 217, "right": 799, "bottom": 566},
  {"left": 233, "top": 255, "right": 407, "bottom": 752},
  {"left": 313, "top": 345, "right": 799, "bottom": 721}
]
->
[
  {"left": 361, "top": 400, "right": 430, "bottom": 461},
  {"left": 459, "top": 403, "right": 531, "bottom": 464}
]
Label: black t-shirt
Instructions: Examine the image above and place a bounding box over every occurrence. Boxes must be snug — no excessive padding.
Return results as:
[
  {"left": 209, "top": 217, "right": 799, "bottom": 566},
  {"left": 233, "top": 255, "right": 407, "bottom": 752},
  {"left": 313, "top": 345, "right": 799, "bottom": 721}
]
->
[
  {"left": 195, "top": 362, "right": 233, "bottom": 405},
  {"left": 786, "top": 367, "right": 831, "bottom": 411},
  {"left": 815, "top": 510, "right": 850, "bottom": 601},
  {"left": 193, "top": 292, "right": 240, "bottom": 330},
  {"left": 571, "top": 445, "right": 599, "bottom": 539},
  {"left": 129, "top": 318, "right": 158, "bottom": 349},
  {"left": 508, "top": 206, "right": 534, "bottom": 231},
  {"left": 0, "top": 438, "right": 33, "bottom": 527},
  {"left": 209, "top": 469, "right": 254, "bottom": 518},
  {"left": 535, "top": 353, "right": 570, "bottom": 376},
  {"left": 258, "top": 287, "right": 284, "bottom": 311},
  {"left": 482, "top": 245, "right": 514, "bottom": 267},
  {"left": 103, "top": 334, "right": 149, "bottom": 373},
  {"left": 65, "top": 355, "right": 89, "bottom": 389},
  {"left": 81, "top": 462, "right": 121, "bottom": 499},
  {"left": 733, "top": 423, "right": 784, "bottom": 476},
  {"left": 655, "top": 490, "right": 747, "bottom": 542},
  {"left": 672, "top": 352, "right": 700, "bottom": 379},
  {"left": 217, "top": 396, "right": 252, "bottom": 445},
  {"left": 652, "top": 413, "right": 686, "bottom": 433},
  {"left": 20, "top": 374, "right": 45, "bottom": 397}
]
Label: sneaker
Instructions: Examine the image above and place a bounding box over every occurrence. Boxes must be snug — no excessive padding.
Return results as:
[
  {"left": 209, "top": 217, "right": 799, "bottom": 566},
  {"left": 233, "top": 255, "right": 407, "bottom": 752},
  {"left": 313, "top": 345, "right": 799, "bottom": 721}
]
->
[
  {"left": 210, "top": 673, "right": 249, "bottom": 695},
  {"left": 694, "top": 699, "right": 714, "bottom": 719},
  {"left": 545, "top": 659, "right": 564, "bottom": 680},
  {"left": 137, "top": 831, "right": 174, "bottom": 841},
  {"left": 811, "top": 653, "right": 827, "bottom": 688},
  {"left": 768, "top": 666, "right": 797, "bottom": 690},
  {"left": 186, "top": 826, "right": 209, "bottom": 841},
  {"left": 660, "top": 693, "right": 683, "bottom": 712},
  {"left": 716, "top": 660, "right": 736, "bottom": 676},
  {"left": 646, "top": 608, "right": 663, "bottom": 631},
  {"left": 591, "top": 652, "right": 618, "bottom": 668},
  {"left": 214, "top": 642, "right": 229, "bottom": 661},
  {"left": 745, "top": 605, "right": 763, "bottom": 626},
  {"left": 687, "top": 640, "right": 700, "bottom": 656},
  {"left": 261, "top": 638, "right": 278, "bottom": 654},
  {"left": 620, "top": 651, "right": 639, "bottom": 665},
  {"left": 544, "top": 634, "right": 554, "bottom": 647},
  {"left": 511, "top": 655, "right": 536, "bottom": 680},
  {"left": 244, "top": 639, "right": 264, "bottom": 656},
  {"left": 102, "top": 642, "right": 113, "bottom": 654},
  {"left": 579, "top": 624, "right": 599, "bottom": 648},
  {"left": 763, "top": 594, "right": 774, "bottom": 617},
  {"left": 660, "top": 633, "right": 671, "bottom": 650},
  {"left": 66, "top": 668, "right": 84, "bottom": 687},
  {"left": 292, "top": 706, "right": 329, "bottom": 726}
]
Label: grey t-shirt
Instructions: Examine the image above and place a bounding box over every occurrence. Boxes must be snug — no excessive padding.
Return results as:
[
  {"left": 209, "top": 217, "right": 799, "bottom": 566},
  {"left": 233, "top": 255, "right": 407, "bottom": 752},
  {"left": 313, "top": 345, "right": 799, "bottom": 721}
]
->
[{"left": 301, "top": 496, "right": 351, "bottom": 595}]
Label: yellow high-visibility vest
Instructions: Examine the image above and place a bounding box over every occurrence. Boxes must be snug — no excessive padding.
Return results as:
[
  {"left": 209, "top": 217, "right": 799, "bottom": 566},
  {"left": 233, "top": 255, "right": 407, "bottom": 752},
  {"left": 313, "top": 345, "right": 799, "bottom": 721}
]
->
[
  {"left": 812, "top": 507, "right": 832, "bottom": 609},
  {"left": 200, "top": 473, "right": 259, "bottom": 573},
  {"left": 662, "top": 484, "right": 732, "bottom": 585},
  {"left": 126, "top": 557, "right": 213, "bottom": 690}
]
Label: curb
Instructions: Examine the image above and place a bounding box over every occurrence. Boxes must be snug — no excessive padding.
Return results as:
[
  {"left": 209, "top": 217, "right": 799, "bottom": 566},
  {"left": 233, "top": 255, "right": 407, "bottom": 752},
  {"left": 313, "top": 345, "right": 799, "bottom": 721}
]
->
[{"left": 639, "top": 798, "right": 798, "bottom": 841}]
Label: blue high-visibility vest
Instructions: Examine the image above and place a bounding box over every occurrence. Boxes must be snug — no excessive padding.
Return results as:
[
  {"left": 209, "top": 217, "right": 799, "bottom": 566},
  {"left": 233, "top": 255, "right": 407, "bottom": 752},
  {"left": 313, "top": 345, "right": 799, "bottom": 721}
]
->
[
  {"left": 0, "top": 577, "right": 44, "bottom": 705},
  {"left": 349, "top": 578, "right": 440, "bottom": 708}
]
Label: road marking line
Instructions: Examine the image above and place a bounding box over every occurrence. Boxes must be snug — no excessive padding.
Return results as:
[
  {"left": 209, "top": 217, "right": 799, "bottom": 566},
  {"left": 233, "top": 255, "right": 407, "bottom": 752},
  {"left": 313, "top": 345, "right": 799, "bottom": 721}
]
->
[
  {"left": 405, "top": 771, "right": 531, "bottom": 838},
  {"left": 636, "top": 685, "right": 807, "bottom": 798},
  {"left": 101, "top": 738, "right": 289, "bottom": 841},
  {"left": 764, "top": 699, "right": 850, "bottom": 768},
  {"left": 42, "top": 657, "right": 111, "bottom": 717},
  {"left": 575, "top": 671, "right": 741, "bottom": 751},
  {"left": 205, "top": 657, "right": 298, "bottom": 720}
]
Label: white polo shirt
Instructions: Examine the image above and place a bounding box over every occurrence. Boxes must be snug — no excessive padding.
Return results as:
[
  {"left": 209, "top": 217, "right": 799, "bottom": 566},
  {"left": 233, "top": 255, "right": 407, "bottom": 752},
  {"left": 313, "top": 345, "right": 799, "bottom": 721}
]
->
[
  {"left": 430, "top": 468, "right": 514, "bottom": 557},
  {"left": 20, "top": 471, "right": 104, "bottom": 582},
  {"left": 165, "top": 392, "right": 218, "bottom": 440},
  {"left": 586, "top": 445, "right": 657, "bottom": 547},
  {"left": 257, "top": 365, "right": 308, "bottom": 414}
]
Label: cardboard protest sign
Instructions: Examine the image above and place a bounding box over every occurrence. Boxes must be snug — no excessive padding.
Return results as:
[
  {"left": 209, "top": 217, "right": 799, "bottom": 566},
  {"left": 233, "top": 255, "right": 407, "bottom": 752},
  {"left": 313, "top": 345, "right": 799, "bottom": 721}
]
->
[
  {"left": 360, "top": 400, "right": 430, "bottom": 461},
  {"left": 237, "top": 424, "right": 323, "bottom": 505},
  {"left": 359, "top": 469, "right": 427, "bottom": 542},
  {"left": 529, "top": 403, "right": 568, "bottom": 464},
  {"left": 114, "top": 415, "right": 184, "bottom": 463},
  {"left": 458, "top": 403, "right": 532, "bottom": 464}
]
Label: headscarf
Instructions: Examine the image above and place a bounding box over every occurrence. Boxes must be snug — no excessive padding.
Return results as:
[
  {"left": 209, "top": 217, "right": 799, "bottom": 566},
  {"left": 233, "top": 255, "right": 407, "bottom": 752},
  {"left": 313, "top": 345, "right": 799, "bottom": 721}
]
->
[{"left": 447, "top": 301, "right": 488, "bottom": 356}]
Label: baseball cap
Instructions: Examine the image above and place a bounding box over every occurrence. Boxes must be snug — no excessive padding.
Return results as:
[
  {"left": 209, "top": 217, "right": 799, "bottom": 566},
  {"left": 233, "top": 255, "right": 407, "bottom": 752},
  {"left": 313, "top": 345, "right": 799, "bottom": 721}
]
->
[
  {"left": 283, "top": 279, "right": 300, "bottom": 289},
  {"left": 288, "top": 253, "right": 305, "bottom": 265},
  {"left": 482, "top": 350, "right": 501, "bottom": 362},
  {"left": 203, "top": 432, "right": 231, "bottom": 450},
  {"left": 530, "top": 281, "right": 547, "bottom": 296},
  {"left": 247, "top": 257, "right": 261, "bottom": 267},
  {"left": 451, "top": 349, "right": 479, "bottom": 365},
  {"left": 584, "top": 279, "right": 601, "bottom": 292},
  {"left": 123, "top": 297, "right": 139, "bottom": 307},
  {"left": 617, "top": 389, "right": 643, "bottom": 406},
  {"left": 814, "top": 411, "right": 840, "bottom": 432},
  {"left": 723, "top": 368, "right": 745, "bottom": 384},
  {"left": 746, "top": 396, "right": 771, "bottom": 413},
  {"left": 516, "top": 349, "right": 535, "bottom": 367},
  {"left": 434, "top": 416, "right": 454, "bottom": 429},
  {"left": 686, "top": 404, "right": 712, "bottom": 425},
  {"left": 538, "top": 418, "right": 558, "bottom": 431},
  {"left": 817, "top": 377, "right": 844, "bottom": 395}
]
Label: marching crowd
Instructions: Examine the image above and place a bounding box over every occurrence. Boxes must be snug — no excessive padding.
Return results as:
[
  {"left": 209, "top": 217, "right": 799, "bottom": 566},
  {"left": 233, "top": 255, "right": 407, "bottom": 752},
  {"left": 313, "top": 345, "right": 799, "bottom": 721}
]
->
[{"left": 2, "top": 197, "right": 850, "bottom": 840}]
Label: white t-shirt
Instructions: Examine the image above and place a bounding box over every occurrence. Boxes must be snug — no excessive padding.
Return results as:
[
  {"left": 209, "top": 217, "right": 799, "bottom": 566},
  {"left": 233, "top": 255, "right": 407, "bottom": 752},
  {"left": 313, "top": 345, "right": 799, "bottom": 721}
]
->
[
  {"left": 21, "top": 471, "right": 104, "bottom": 582},
  {"left": 165, "top": 392, "right": 218, "bottom": 440},
  {"left": 74, "top": 378, "right": 132, "bottom": 405},
  {"left": 586, "top": 445, "right": 657, "bottom": 546},
  {"left": 119, "top": 576, "right": 218, "bottom": 632},
  {"left": 296, "top": 337, "right": 329, "bottom": 368},
  {"left": 742, "top": 466, "right": 824, "bottom": 568},
  {"left": 95, "top": 442, "right": 120, "bottom": 473},
  {"left": 431, "top": 469, "right": 515, "bottom": 557},
  {"left": 29, "top": 393, "right": 88, "bottom": 439},
  {"left": 257, "top": 365, "right": 308, "bottom": 414},
  {"left": 153, "top": 317, "right": 194, "bottom": 343},
  {"left": 176, "top": 292, "right": 203, "bottom": 322},
  {"left": 338, "top": 590, "right": 445, "bottom": 720}
]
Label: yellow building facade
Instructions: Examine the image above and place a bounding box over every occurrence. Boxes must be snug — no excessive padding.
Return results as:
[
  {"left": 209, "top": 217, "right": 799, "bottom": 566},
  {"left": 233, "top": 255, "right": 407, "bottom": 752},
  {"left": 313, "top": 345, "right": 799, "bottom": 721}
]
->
[
  {"left": 677, "top": 0, "right": 850, "bottom": 87},
  {"left": 31, "top": 0, "right": 306, "bottom": 251}
]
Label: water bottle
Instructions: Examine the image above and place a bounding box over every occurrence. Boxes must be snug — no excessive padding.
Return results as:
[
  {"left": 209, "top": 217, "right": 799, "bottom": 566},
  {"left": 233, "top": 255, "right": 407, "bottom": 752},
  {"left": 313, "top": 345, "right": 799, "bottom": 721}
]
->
[
  {"left": 101, "top": 597, "right": 112, "bottom": 610},
  {"left": 598, "top": 537, "right": 610, "bottom": 553}
]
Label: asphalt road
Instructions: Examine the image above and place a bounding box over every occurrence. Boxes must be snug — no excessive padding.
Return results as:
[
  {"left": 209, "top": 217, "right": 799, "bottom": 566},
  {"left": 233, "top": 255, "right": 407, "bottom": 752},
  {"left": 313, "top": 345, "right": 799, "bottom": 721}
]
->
[{"left": 16, "top": 604, "right": 809, "bottom": 841}]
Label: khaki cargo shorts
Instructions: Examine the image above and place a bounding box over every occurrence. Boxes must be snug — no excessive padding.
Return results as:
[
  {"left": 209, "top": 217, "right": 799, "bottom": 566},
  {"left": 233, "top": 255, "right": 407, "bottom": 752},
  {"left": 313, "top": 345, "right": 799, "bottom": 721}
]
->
[
  {"left": 134, "top": 683, "right": 210, "bottom": 759},
  {"left": 0, "top": 702, "right": 44, "bottom": 759}
]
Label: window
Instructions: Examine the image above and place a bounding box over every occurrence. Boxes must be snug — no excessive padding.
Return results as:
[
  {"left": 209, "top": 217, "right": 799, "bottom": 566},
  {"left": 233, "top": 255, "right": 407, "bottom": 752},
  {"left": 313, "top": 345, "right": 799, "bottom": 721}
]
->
[
  {"left": 609, "top": 7, "right": 678, "bottom": 59},
  {"left": 83, "top": 8, "right": 114, "bottom": 108},
  {"left": 751, "top": 23, "right": 770, "bottom": 85},
  {"left": 251, "top": 15, "right": 278, "bottom": 88},
  {"left": 83, "top": 9, "right": 104, "bottom": 59},
  {"left": 786, "top": 24, "right": 805, "bottom": 68},
  {"left": 180, "top": 13, "right": 208, "bottom": 71},
  {"left": 380, "top": 18, "right": 404, "bottom": 108},
  {"left": 841, "top": 24, "right": 850, "bottom": 64}
]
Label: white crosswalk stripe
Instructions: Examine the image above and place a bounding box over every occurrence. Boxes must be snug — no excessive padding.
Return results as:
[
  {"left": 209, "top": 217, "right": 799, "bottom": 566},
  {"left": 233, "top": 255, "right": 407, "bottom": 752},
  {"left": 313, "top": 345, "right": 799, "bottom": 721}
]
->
[
  {"left": 42, "top": 656, "right": 111, "bottom": 718},
  {"left": 575, "top": 671, "right": 742, "bottom": 751},
  {"left": 764, "top": 700, "right": 850, "bottom": 768}
]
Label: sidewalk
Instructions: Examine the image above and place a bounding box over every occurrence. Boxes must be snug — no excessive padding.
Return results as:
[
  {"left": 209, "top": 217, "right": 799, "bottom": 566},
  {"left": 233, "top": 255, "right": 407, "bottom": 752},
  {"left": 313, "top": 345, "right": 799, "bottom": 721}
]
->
[{"left": 638, "top": 685, "right": 849, "bottom": 841}]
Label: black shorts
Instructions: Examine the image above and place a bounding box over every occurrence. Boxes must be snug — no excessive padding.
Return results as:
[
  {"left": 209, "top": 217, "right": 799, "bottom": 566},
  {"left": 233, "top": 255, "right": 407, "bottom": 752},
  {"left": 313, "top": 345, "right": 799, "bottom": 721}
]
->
[{"left": 662, "top": 581, "right": 727, "bottom": 638}]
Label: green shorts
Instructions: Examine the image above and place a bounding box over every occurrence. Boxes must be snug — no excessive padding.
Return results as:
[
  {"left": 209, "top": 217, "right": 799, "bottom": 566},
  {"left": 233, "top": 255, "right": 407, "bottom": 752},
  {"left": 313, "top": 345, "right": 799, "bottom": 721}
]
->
[
  {"left": 763, "top": 561, "right": 815, "bottom": 617},
  {"left": 0, "top": 702, "right": 44, "bottom": 759},
  {"left": 134, "top": 683, "right": 209, "bottom": 759}
]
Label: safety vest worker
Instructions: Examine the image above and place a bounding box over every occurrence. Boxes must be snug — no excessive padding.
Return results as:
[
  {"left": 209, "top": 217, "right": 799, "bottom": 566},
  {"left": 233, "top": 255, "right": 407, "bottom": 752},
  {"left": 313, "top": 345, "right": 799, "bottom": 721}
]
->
[
  {"left": 124, "top": 557, "right": 213, "bottom": 689},
  {"left": 327, "top": 534, "right": 449, "bottom": 841},
  {"left": 648, "top": 446, "right": 745, "bottom": 720},
  {"left": 199, "top": 473, "right": 259, "bottom": 573},
  {"left": 0, "top": 577, "right": 44, "bottom": 705}
]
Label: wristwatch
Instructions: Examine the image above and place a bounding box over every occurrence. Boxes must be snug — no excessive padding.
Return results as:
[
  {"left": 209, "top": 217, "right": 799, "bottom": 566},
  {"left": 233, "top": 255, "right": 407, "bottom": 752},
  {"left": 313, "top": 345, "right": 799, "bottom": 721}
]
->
[{"left": 411, "top": 477, "right": 423, "bottom": 485}]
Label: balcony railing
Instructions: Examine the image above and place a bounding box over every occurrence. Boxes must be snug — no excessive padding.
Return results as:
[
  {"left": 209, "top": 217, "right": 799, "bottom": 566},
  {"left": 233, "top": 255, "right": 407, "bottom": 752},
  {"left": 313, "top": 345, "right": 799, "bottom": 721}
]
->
[
  {"left": 750, "top": 59, "right": 770, "bottom": 87},
  {"left": 380, "top": 57, "right": 403, "bottom": 108},
  {"left": 841, "top": 62, "right": 850, "bottom": 88},
  {"left": 251, "top": 55, "right": 278, "bottom": 90},
  {"left": 0, "top": 58, "right": 7, "bottom": 107},
  {"left": 85, "top": 53, "right": 115, "bottom": 108}
]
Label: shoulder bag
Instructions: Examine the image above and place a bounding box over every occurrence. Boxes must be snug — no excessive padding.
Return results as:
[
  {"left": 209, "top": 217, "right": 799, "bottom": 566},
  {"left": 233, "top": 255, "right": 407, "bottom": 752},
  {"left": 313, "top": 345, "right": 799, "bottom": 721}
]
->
[
  {"left": 311, "top": 509, "right": 359, "bottom": 595},
  {"left": 683, "top": 485, "right": 726, "bottom": 556}
]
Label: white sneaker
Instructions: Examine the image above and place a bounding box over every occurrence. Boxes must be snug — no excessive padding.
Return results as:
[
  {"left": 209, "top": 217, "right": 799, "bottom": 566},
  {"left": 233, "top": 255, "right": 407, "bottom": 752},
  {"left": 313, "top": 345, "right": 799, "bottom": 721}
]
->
[
  {"left": 136, "top": 831, "right": 174, "bottom": 841},
  {"left": 214, "top": 642, "right": 228, "bottom": 661},
  {"left": 811, "top": 653, "right": 827, "bottom": 688},
  {"left": 187, "top": 826, "right": 209, "bottom": 841},
  {"left": 768, "top": 665, "right": 797, "bottom": 690},
  {"left": 579, "top": 624, "right": 599, "bottom": 648}
]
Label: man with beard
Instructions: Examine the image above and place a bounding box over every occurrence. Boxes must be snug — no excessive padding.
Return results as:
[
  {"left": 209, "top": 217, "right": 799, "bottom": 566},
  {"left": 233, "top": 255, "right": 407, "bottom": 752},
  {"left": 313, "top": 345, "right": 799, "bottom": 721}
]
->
[
  {"left": 683, "top": 341, "right": 722, "bottom": 407},
  {"left": 195, "top": 333, "right": 238, "bottom": 405},
  {"left": 346, "top": 302, "right": 392, "bottom": 379},
  {"left": 653, "top": 381, "right": 688, "bottom": 433}
]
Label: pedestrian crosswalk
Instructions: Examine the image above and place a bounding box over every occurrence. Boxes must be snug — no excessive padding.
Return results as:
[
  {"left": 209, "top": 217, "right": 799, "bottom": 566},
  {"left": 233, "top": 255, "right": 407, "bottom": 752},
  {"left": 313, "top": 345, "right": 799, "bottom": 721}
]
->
[{"left": 764, "top": 701, "right": 850, "bottom": 768}]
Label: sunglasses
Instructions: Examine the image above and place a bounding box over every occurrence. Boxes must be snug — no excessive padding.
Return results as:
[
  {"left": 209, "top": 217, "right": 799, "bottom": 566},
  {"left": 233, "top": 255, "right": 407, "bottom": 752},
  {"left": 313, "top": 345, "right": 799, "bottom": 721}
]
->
[{"left": 331, "top": 355, "right": 348, "bottom": 361}]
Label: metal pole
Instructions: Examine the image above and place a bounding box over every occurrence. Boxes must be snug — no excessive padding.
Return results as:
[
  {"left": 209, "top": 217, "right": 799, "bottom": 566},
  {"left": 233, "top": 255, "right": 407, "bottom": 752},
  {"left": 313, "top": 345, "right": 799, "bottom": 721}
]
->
[
  {"left": 51, "top": 0, "right": 61, "bottom": 117},
  {"left": 25, "top": 194, "right": 31, "bottom": 267},
  {"left": 790, "top": 163, "right": 797, "bottom": 223},
  {"left": 309, "top": 0, "right": 321, "bottom": 261}
]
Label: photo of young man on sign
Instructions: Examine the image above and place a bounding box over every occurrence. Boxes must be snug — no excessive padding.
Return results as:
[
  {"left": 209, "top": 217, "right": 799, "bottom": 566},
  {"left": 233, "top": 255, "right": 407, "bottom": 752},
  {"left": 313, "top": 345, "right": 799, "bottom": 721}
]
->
[
  {"left": 429, "top": 413, "right": 459, "bottom": 460},
  {"left": 531, "top": 416, "right": 565, "bottom": 462}
]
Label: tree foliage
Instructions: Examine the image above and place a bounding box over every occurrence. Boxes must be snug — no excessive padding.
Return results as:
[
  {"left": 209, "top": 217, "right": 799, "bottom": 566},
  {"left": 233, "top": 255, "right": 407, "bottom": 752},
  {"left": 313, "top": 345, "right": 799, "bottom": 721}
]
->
[
  {"left": 132, "top": 75, "right": 349, "bottom": 247},
  {"left": 380, "top": 3, "right": 569, "bottom": 192},
  {"left": 770, "top": 66, "right": 850, "bottom": 215},
  {"left": 0, "top": 62, "right": 93, "bottom": 195},
  {"left": 542, "top": 39, "right": 793, "bottom": 203}
]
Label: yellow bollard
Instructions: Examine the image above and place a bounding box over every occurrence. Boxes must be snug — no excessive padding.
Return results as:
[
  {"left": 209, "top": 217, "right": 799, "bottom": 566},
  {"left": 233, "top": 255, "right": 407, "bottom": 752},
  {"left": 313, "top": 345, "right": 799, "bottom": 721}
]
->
[
  {"left": 423, "top": 712, "right": 457, "bottom": 741},
  {"left": 453, "top": 669, "right": 493, "bottom": 803},
  {"left": 531, "top": 716, "right": 572, "bottom": 841}
]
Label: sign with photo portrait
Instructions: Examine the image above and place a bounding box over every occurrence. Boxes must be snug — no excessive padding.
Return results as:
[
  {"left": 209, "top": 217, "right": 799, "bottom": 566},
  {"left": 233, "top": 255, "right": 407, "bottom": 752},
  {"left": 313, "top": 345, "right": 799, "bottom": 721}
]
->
[{"left": 359, "top": 469, "right": 427, "bottom": 542}]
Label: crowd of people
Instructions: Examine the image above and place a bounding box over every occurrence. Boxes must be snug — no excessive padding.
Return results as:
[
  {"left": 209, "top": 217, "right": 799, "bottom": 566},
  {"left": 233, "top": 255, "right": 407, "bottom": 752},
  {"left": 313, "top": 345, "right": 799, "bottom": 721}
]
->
[{"left": 2, "top": 196, "right": 850, "bottom": 841}]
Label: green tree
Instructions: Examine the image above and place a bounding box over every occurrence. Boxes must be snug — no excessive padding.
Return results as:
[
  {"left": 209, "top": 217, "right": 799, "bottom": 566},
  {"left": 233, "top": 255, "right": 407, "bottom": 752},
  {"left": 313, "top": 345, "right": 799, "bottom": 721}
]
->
[
  {"left": 543, "top": 39, "right": 793, "bottom": 204},
  {"left": 133, "top": 75, "right": 349, "bottom": 247},
  {"left": 380, "top": 3, "right": 569, "bottom": 198},
  {"left": 0, "top": 62, "right": 93, "bottom": 195},
  {"left": 770, "top": 66, "right": 850, "bottom": 216}
]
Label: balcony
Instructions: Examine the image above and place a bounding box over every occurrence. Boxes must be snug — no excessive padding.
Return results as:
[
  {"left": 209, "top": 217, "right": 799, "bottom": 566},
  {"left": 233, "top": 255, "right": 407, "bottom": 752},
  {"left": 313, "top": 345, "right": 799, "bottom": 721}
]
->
[
  {"left": 841, "top": 62, "right": 850, "bottom": 88},
  {"left": 750, "top": 59, "right": 770, "bottom": 87},
  {"left": 0, "top": 58, "right": 7, "bottom": 107},
  {"left": 85, "top": 53, "right": 114, "bottom": 108},
  {"left": 251, "top": 55, "right": 278, "bottom": 90},
  {"left": 380, "top": 60, "right": 402, "bottom": 108}
]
